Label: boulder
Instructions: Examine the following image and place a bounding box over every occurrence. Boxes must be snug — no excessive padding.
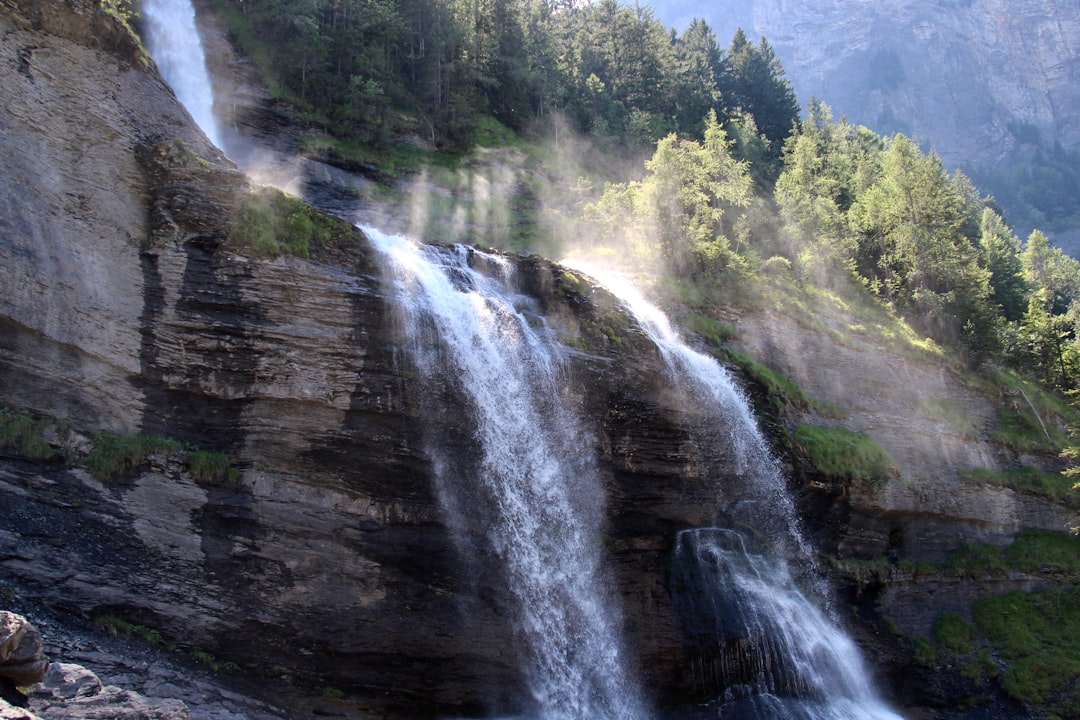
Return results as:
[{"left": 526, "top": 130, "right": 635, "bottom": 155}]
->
[{"left": 0, "top": 613, "right": 48, "bottom": 688}]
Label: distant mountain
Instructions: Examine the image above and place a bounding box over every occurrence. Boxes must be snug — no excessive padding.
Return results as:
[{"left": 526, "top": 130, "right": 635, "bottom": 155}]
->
[{"left": 650, "top": 0, "right": 1080, "bottom": 252}]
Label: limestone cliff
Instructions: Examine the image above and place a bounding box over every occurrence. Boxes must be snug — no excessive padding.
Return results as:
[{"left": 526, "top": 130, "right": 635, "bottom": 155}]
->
[{"left": 0, "top": 1, "right": 1076, "bottom": 718}]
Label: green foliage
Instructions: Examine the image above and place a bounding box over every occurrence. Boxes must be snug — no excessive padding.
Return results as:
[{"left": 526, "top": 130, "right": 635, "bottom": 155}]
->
[
  {"left": 911, "top": 636, "right": 937, "bottom": 667},
  {"left": 990, "top": 404, "right": 1070, "bottom": 454},
  {"left": 961, "top": 467, "right": 1079, "bottom": 506},
  {"left": 228, "top": 187, "right": 337, "bottom": 258},
  {"left": 1003, "top": 529, "right": 1080, "bottom": 580},
  {"left": 793, "top": 424, "right": 898, "bottom": 486},
  {"left": 210, "top": 0, "right": 799, "bottom": 155},
  {"left": 0, "top": 408, "right": 62, "bottom": 460},
  {"left": 934, "top": 612, "right": 977, "bottom": 656},
  {"left": 584, "top": 110, "right": 752, "bottom": 275},
  {"left": 84, "top": 433, "right": 183, "bottom": 482},
  {"left": 685, "top": 311, "right": 738, "bottom": 346},
  {"left": 188, "top": 450, "right": 240, "bottom": 484},
  {"left": 96, "top": 614, "right": 165, "bottom": 647},
  {"left": 974, "top": 588, "right": 1080, "bottom": 717}
]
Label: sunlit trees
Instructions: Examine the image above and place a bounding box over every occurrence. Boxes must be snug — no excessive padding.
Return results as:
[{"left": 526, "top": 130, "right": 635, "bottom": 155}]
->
[{"left": 585, "top": 110, "right": 751, "bottom": 274}]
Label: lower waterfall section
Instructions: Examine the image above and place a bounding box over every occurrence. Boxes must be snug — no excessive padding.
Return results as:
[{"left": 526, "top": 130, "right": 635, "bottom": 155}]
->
[
  {"left": 368, "top": 228, "right": 647, "bottom": 720},
  {"left": 569, "top": 265, "right": 903, "bottom": 719},
  {"left": 673, "top": 529, "right": 901, "bottom": 719}
]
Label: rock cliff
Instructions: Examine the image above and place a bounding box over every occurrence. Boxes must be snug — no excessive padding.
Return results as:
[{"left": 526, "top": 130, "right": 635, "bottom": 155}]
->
[
  {"left": 652, "top": 0, "right": 1080, "bottom": 172},
  {"left": 0, "top": 0, "right": 1076, "bottom": 718}
]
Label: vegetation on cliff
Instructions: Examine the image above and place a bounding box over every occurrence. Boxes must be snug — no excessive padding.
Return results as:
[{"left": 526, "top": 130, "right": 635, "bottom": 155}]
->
[{"left": 0, "top": 407, "right": 238, "bottom": 484}]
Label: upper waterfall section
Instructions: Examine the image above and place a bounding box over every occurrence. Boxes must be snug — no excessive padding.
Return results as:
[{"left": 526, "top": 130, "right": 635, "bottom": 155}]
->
[{"left": 141, "top": 0, "right": 223, "bottom": 149}]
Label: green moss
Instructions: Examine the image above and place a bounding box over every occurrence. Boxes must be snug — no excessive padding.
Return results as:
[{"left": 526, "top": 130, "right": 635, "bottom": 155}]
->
[
  {"left": 1003, "top": 529, "right": 1080, "bottom": 580},
  {"left": 942, "top": 542, "right": 1008, "bottom": 577},
  {"left": 912, "top": 636, "right": 937, "bottom": 667},
  {"left": 84, "top": 432, "right": 183, "bottom": 482},
  {"left": 793, "top": 424, "right": 898, "bottom": 486},
  {"left": 713, "top": 348, "right": 846, "bottom": 418},
  {"left": 974, "top": 588, "right": 1080, "bottom": 716}
]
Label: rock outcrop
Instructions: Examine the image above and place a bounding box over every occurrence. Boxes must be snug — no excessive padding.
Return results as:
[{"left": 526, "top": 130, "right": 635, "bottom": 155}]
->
[{"left": 0, "top": 0, "right": 1076, "bottom": 718}]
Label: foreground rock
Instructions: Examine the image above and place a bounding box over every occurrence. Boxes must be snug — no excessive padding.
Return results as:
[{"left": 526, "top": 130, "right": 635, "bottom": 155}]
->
[
  {"left": 28, "top": 663, "right": 190, "bottom": 720},
  {"left": 0, "top": 613, "right": 48, "bottom": 689}
]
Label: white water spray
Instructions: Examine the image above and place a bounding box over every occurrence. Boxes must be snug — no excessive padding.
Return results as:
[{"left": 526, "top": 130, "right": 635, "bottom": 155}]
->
[
  {"left": 368, "top": 228, "right": 646, "bottom": 720},
  {"left": 141, "top": 0, "right": 222, "bottom": 148},
  {"left": 565, "top": 263, "right": 902, "bottom": 719}
]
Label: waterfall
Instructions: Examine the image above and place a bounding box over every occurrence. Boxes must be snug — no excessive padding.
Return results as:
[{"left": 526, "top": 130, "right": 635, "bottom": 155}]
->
[
  {"left": 367, "top": 228, "right": 647, "bottom": 720},
  {"left": 566, "top": 264, "right": 902, "bottom": 720},
  {"left": 140, "top": 0, "right": 223, "bottom": 148}
]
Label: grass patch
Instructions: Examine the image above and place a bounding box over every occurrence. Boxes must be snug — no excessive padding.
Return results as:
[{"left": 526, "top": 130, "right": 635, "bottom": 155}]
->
[
  {"left": 793, "top": 424, "right": 898, "bottom": 486},
  {"left": 991, "top": 405, "right": 1071, "bottom": 454},
  {"left": 228, "top": 187, "right": 338, "bottom": 259},
  {"left": 714, "top": 348, "right": 846, "bottom": 418},
  {"left": 686, "top": 311, "right": 739, "bottom": 346},
  {"left": 96, "top": 614, "right": 165, "bottom": 647},
  {"left": 961, "top": 466, "right": 1079, "bottom": 506},
  {"left": 934, "top": 612, "right": 978, "bottom": 656},
  {"left": 85, "top": 432, "right": 183, "bottom": 481},
  {"left": 188, "top": 449, "right": 240, "bottom": 484},
  {"left": 0, "top": 408, "right": 63, "bottom": 460},
  {"left": 974, "top": 588, "right": 1080, "bottom": 717}
]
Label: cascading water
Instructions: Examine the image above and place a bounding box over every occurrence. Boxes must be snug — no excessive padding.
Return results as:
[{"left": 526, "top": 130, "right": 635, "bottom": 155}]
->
[
  {"left": 140, "top": 0, "right": 223, "bottom": 148},
  {"left": 565, "top": 265, "right": 903, "bottom": 720},
  {"left": 367, "top": 227, "right": 647, "bottom": 720}
]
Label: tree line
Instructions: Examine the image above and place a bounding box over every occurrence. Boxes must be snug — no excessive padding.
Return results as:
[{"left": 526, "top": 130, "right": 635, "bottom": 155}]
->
[
  {"left": 582, "top": 94, "right": 1080, "bottom": 388},
  {"left": 210, "top": 0, "right": 797, "bottom": 157}
]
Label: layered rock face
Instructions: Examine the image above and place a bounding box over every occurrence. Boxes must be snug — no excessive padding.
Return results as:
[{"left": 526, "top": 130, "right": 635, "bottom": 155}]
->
[
  {"left": 0, "top": 1, "right": 728, "bottom": 713},
  {"left": 0, "top": 0, "right": 1076, "bottom": 718},
  {"left": 652, "top": 0, "right": 1080, "bottom": 170}
]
